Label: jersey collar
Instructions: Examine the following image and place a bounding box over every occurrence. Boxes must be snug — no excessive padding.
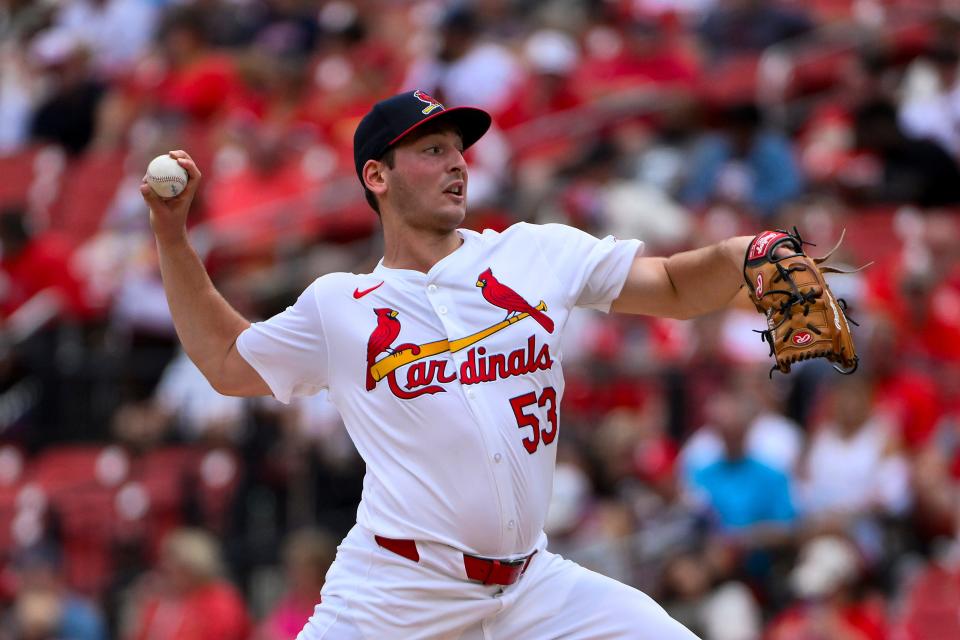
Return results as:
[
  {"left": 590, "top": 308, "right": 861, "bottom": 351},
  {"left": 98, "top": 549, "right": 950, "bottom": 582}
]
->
[{"left": 373, "top": 229, "right": 476, "bottom": 280}]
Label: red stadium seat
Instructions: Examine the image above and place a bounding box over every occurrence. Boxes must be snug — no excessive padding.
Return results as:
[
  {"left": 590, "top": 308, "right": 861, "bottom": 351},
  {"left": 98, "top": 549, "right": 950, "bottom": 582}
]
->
[
  {"left": 897, "top": 564, "right": 960, "bottom": 640},
  {"left": 806, "top": 0, "right": 856, "bottom": 21},
  {"left": 47, "top": 149, "right": 128, "bottom": 242},
  {"left": 194, "top": 448, "right": 241, "bottom": 535},
  {"left": 21, "top": 445, "right": 132, "bottom": 594},
  {"left": 28, "top": 444, "right": 130, "bottom": 496},
  {"left": 135, "top": 445, "right": 198, "bottom": 507},
  {"left": 698, "top": 55, "right": 760, "bottom": 106},
  {"left": 0, "top": 147, "right": 40, "bottom": 206},
  {"left": 0, "top": 445, "right": 26, "bottom": 558},
  {"left": 846, "top": 207, "right": 900, "bottom": 264},
  {"left": 54, "top": 485, "right": 119, "bottom": 595},
  {"left": 133, "top": 446, "right": 200, "bottom": 556},
  {"left": 0, "top": 485, "right": 18, "bottom": 559}
]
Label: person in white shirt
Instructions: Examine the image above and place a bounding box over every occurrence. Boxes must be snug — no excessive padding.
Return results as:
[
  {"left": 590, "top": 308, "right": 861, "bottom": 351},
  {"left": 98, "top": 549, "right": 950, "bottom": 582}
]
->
[
  {"left": 799, "top": 376, "right": 910, "bottom": 525},
  {"left": 139, "top": 89, "right": 761, "bottom": 640}
]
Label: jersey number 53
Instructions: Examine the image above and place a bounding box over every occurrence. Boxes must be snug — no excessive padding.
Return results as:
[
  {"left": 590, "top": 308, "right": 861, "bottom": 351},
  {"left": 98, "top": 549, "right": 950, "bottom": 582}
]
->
[{"left": 508, "top": 387, "right": 558, "bottom": 454}]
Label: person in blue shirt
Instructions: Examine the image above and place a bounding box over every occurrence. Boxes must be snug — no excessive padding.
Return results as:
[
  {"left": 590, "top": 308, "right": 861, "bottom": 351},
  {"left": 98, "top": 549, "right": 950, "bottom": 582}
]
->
[
  {"left": 691, "top": 388, "right": 798, "bottom": 547},
  {"left": 681, "top": 102, "right": 803, "bottom": 218},
  {"left": 7, "top": 543, "right": 107, "bottom": 640}
]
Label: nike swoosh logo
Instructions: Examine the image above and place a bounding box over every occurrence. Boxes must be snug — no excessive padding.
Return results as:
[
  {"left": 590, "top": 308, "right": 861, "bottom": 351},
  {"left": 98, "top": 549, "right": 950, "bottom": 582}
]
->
[{"left": 353, "top": 281, "right": 384, "bottom": 299}]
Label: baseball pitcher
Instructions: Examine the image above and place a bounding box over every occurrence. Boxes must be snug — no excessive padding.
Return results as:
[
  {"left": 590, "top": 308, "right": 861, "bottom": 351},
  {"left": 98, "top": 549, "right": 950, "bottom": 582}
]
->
[{"left": 140, "top": 90, "right": 857, "bottom": 639}]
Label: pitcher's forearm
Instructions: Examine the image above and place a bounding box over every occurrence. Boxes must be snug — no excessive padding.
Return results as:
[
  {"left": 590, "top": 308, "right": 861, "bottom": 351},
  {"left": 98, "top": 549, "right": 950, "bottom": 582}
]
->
[
  {"left": 156, "top": 235, "right": 251, "bottom": 381},
  {"left": 664, "top": 236, "right": 752, "bottom": 315},
  {"left": 612, "top": 236, "right": 754, "bottom": 319}
]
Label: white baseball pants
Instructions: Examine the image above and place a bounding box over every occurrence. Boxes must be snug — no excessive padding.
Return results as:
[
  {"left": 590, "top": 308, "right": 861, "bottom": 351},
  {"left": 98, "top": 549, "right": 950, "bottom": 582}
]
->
[{"left": 296, "top": 524, "right": 701, "bottom": 640}]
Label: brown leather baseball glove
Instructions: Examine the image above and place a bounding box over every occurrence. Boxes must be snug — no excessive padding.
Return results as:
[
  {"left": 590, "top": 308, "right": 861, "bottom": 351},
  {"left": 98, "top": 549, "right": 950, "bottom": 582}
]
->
[{"left": 743, "top": 228, "right": 862, "bottom": 375}]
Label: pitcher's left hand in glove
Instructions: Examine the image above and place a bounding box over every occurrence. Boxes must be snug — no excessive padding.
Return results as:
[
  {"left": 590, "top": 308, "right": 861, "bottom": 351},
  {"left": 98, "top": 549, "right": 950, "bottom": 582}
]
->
[{"left": 743, "top": 229, "right": 865, "bottom": 375}]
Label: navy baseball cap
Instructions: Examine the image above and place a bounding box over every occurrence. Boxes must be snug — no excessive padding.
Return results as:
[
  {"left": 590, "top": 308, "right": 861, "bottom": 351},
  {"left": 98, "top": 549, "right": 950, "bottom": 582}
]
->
[{"left": 353, "top": 90, "right": 492, "bottom": 183}]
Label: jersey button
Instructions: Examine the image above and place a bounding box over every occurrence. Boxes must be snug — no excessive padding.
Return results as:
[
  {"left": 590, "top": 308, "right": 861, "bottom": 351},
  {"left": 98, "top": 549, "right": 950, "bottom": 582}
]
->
[
  {"left": 466, "top": 389, "right": 475, "bottom": 399},
  {"left": 438, "top": 305, "right": 448, "bottom": 314},
  {"left": 493, "top": 453, "right": 502, "bottom": 463},
  {"left": 507, "top": 520, "right": 515, "bottom": 529},
  {"left": 427, "top": 284, "right": 438, "bottom": 293}
]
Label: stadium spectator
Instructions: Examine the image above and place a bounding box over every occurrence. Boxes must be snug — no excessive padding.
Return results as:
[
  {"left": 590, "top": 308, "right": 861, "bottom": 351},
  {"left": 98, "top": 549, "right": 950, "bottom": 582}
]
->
[
  {"left": 153, "top": 349, "right": 247, "bottom": 443},
  {"left": 912, "top": 363, "right": 960, "bottom": 540},
  {"left": 126, "top": 528, "right": 250, "bottom": 640},
  {"left": 249, "top": 0, "right": 320, "bottom": 60},
  {"left": 796, "top": 49, "right": 892, "bottom": 186},
  {"left": 767, "top": 535, "right": 887, "bottom": 640},
  {"left": 680, "top": 102, "right": 803, "bottom": 217},
  {"left": 659, "top": 551, "right": 762, "bottom": 640},
  {"left": 27, "top": 29, "right": 106, "bottom": 155},
  {"left": 51, "top": 0, "right": 159, "bottom": 78},
  {"left": 853, "top": 98, "right": 960, "bottom": 207},
  {"left": 496, "top": 29, "right": 583, "bottom": 132},
  {"left": 558, "top": 138, "right": 693, "bottom": 245},
  {"left": 571, "top": 19, "right": 700, "bottom": 99},
  {"left": 865, "top": 213, "right": 960, "bottom": 367},
  {"left": 698, "top": 0, "right": 814, "bottom": 60},
  {"left": 894, "top": 502, "right": 960, "bottom": 639},
  {"left": 689, "top": 388, "right": 798, "bottom": 542},
  {"left": 150, "top": 7, "right": 242, "bottom": 123},
  {"left": 798, "top": 376, "right": 911, "bottom": 559},
  {"left": 0, "top": 206, "right": 100, "bottom": 439},
  {"left": 800, "top": 376, "right": 910, "bottom": 515},
  {"left": 899, "top": 45, "right": 960, "bottom": 159},
  {"left": 402, "top": 6, "right": 522, "bottom": 114},
  {"left": 308, "top": 7, "right": 404, "bottom": 154},
  {"left": 254, "top": 528, "right": 336, "bottom": 640},
  {"left": 7, "top": 1, "right": 960, "bottom": 635},
  {"left": 681, "top": 371, "right": 802, "bottom": 481},
  {"left": 0, "top": 206, "right": 94, "bottom": 322},
  {"left": 0, "top": 0, "right": 56, "bottom": 43},
  {"left": 3, "top": 543, "right": 107, "bottom": 640},
  {"left": 0, "top": 35, "right": 40, "bottom": 153}
]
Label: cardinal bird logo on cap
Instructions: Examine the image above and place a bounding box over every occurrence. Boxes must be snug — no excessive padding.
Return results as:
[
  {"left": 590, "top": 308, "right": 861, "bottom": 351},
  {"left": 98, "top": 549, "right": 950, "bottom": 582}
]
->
[
  {"left": 414, "top": 90, "right": 444, "bottom": 115},
  {"left": 476, "top": 268, "right": 554, "bottom": 334}
]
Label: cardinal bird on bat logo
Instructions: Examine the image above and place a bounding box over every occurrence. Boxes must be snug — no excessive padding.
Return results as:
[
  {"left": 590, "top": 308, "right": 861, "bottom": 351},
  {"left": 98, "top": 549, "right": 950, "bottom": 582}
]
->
[
  {"left": 363, "top": 273, "right": 554, "bottom": 397},
  {"left": 476, "top": 268, "right": 554, "bottom": 334},
  {"left": 366, "top": 308, "right": 401, "bottom": 390}
]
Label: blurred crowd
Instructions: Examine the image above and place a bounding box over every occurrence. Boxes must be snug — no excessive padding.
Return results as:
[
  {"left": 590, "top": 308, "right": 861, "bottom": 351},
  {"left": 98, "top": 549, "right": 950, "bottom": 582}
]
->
[{"left": 2, "top": 0, "right": 960, "bottom": 638}]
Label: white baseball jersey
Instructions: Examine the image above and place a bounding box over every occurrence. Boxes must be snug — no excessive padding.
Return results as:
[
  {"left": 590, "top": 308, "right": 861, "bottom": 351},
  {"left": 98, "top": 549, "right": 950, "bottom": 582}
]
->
[{"left": 237, "top": 222, "right": 642, "bottom": 558}]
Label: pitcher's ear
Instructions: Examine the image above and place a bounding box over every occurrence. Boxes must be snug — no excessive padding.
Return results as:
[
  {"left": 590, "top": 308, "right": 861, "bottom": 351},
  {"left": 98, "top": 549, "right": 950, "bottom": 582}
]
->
[{"left": 363, "top": 159, "right": 388, "bottom": 196}]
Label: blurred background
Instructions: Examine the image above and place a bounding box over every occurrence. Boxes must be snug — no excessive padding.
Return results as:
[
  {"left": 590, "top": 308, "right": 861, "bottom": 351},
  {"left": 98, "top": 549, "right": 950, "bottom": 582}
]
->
[{"left": 1, "top": 0, "right": 960, "bottom": 638}]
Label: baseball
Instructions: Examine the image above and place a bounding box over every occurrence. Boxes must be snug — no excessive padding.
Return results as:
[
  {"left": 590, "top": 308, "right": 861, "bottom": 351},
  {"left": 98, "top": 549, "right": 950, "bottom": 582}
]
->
[{"left": 146, "top": 154, "right": 188, "bottom": 199}]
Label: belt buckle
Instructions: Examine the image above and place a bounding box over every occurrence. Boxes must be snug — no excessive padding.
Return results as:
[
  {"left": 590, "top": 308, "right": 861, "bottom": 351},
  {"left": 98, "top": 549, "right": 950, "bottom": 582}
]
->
[{"left": 465, "top": 551, "right": 536, "bottom": 587}]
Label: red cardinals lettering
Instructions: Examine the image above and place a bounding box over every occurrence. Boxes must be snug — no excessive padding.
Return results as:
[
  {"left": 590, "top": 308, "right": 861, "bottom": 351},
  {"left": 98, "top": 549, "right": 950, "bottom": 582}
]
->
[
  {"left": 476, "top": 268, "right": 554, "bottom": 333},
  {"left": 366, "top": 308, "right": 401, "bottom": 390}
]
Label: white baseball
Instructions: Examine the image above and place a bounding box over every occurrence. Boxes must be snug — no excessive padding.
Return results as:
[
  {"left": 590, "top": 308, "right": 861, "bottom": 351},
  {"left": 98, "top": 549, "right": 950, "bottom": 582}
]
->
[{"left": 146, "top": 154, "right": 189, "bottom": 199}]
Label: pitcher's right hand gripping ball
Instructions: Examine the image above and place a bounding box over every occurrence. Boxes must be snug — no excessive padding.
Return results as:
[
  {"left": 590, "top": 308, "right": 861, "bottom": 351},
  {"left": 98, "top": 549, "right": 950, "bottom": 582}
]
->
[
  {"left": 146, "top": 154, "right": 189, "bottom": 199},
  {"left": 744, "top": 228, "right": 863, "bottom": 375}
]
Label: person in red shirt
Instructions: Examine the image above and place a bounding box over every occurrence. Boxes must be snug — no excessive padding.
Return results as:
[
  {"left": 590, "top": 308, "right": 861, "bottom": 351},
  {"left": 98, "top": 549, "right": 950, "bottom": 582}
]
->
[
  {"left": 767, "top": 536, "right": 887, "bottom": 640},
  {"left": 0, "top": 206, "right": 94, "bottom": 323},
  {"left": 128, "top": 528, "right": 250, "bottom": 640},
  {"left": 572, "top": 19, "right": 700, "bottom": 100},
  {"left": 0, "top": 206, "right": 102, "bottom": 441},
  {"left": 151, "top": 7, "right": 241, "bottom": 123}
]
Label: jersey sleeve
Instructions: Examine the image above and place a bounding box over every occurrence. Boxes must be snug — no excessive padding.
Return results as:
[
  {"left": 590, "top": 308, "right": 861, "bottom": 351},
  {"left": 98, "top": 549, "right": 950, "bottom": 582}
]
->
[
  {"left": 531, "top": 223, "right": 643, "bottom": 312},
  {"left": 236, "top": 282, "right": 329, "bottom": 404}
]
